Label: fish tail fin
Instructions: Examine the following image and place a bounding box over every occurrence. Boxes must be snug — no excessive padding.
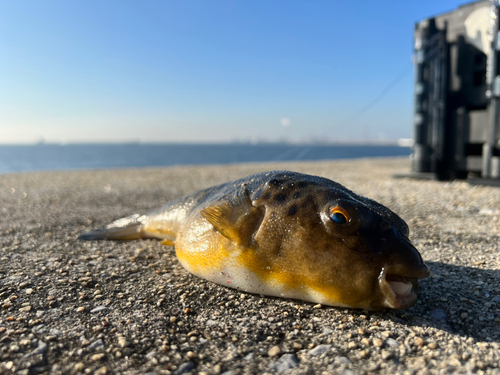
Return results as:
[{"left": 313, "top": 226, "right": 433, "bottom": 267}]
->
[{"left": 79, "top": 214, "right": 145, "bottom": 241}]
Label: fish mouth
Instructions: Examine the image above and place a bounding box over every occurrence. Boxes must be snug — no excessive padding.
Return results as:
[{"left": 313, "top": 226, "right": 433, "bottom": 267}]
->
[{"left": 378, "top": 265, "right": 429, "bottom": 309}]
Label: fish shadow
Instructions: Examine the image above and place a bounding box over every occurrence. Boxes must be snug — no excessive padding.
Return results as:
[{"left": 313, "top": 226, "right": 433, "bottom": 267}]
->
[{"left": 377, "top": 261, "right": 500, "bottom": 343}]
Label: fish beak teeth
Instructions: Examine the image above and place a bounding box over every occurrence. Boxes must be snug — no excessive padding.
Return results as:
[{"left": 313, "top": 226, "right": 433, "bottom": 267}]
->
[
  {"left": 378, "top": 267, "right": 420, "bottom": 309},
  {"left": 388, "top": 280, "right": 413, "bottom": 296}
]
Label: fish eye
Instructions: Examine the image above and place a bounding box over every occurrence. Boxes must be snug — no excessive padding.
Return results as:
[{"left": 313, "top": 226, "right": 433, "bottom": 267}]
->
[{"left": 329, "top": 206, "right": 351, "bottom": 224}]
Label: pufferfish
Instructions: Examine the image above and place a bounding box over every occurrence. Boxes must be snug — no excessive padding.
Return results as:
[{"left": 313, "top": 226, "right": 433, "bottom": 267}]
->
[{"left": 79, "top": 170, "right": 429, "bottom": 310}]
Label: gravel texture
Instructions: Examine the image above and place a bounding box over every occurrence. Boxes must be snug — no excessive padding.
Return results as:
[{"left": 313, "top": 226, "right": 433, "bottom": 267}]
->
[{"left": 0, "top": 157, "right": 499, "bottom": 375}]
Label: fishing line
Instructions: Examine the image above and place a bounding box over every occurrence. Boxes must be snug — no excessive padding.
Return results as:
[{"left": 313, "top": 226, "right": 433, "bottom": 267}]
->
[
  {"left": 279, "top": 63, "right": 413, "bottom": 161},
  {"left": 331, "top": 63, "right": 412, "bottom": 133}
]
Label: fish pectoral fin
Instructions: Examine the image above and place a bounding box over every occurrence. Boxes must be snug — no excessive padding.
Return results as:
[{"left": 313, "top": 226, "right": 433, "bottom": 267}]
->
[
  {"left": 79, "top": 214, "right": 145, "bottom": 241},
  {"left": 200, "top": 184, "right": 264, "bottom": 246}
]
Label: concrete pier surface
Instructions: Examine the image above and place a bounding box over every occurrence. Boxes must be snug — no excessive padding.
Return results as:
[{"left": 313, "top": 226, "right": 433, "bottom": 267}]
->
[{"left": 0, "top": 157, "right": 499, "bottom": 374}]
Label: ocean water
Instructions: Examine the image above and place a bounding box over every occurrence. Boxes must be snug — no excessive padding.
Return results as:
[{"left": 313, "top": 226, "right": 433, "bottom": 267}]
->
[{"left": 0, "top": 143, "right": 411, "bottom": 174}]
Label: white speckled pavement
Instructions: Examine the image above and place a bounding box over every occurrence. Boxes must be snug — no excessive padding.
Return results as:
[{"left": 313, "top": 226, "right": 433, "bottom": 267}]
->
[{"left": 0, "top": 158, "right": 499, "bottom": 374}]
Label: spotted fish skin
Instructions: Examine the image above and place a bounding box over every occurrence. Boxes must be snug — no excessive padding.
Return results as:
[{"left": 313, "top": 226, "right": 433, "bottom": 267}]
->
[{"left": 80, "top": 170, "right": 429, "bottom": 310}]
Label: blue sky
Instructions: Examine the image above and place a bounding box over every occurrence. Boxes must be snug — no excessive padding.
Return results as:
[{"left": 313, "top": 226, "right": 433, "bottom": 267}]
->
[{"left": 1, "top": 0, "right": 463, "bottom": 144}]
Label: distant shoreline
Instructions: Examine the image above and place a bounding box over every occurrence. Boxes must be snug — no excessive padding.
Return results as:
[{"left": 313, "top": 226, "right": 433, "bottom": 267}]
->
[
  {"left": 0, "top": 143, "right": 411, "bottom": 175},
  {"left": 0, "top": 139, "right": 413, "bottom": 147}
]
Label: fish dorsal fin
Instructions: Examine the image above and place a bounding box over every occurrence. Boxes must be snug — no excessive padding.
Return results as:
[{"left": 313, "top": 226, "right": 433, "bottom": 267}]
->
[{"left": 201, "top": 184, "right": 263, "bottom": 246}]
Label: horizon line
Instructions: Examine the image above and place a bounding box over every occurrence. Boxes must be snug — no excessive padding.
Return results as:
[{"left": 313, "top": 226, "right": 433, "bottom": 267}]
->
[{"left": 0, "top": 139, "right": 413, "bottom": 147}]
